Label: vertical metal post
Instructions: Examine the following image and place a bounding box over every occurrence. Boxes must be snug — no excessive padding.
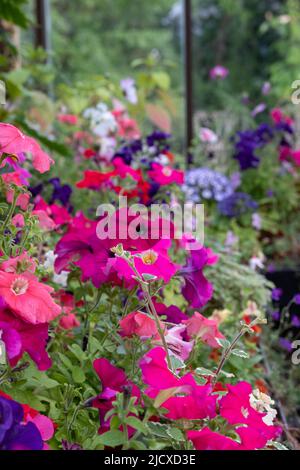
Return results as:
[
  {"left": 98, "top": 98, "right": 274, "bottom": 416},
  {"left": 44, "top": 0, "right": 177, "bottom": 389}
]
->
[
  {"left": 35, "top": 0, "right": 51, "bottom": 61},
  {"left": 184, "top": 0, "right": 193, "bottom": 165}
]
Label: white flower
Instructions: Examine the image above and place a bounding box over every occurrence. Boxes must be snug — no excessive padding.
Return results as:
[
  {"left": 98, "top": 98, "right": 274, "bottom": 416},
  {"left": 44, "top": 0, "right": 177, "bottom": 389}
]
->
[
  {"left": 250, "top": 389, "right": 277, "bottom": 426},
  {"left": 83, "top": 103, "right": 117, "bottom": 138},
  {"left": 120, "top": 77, "right": 138, "bottom": 105},
  {"left": 43, "top": 250, "right": 68, "bottom": 287}
]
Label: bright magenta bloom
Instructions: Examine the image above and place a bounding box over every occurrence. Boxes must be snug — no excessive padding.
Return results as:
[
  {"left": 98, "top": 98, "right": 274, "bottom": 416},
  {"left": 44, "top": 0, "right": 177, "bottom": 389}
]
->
[
  {"left": 0, "top": 308, "right": 51, "bottom": 370},
  {"left": 140, "top": 347, "right": 217, "bottom": 420},
  {"left": 148, "top": 163, "right": 184, "bottom": 185}
]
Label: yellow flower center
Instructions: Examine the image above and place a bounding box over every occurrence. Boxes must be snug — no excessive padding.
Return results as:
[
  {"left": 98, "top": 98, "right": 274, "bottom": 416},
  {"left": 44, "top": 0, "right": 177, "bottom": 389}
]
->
[
  {"left": 141, "top": 250, "right": 158, "bottom": 265},
  {"left": 11, "top": 277, "right": 29, "bottom": 296}
]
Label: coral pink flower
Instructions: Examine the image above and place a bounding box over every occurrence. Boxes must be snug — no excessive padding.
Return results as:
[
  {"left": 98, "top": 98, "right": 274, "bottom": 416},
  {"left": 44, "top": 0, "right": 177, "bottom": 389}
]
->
[
  {"left": 0, "top": 123, "right": 54, "bottom": 173},
  {"left": 119, "top": 311, "right": 160, "bottom": 339},
  {"left": 140, "top": 347, "right": 217, "bottom": 420},
  {"left": 0, "top": 271, "right": 61, "bottom": 324},
  {"left": 187, "top": 427, "right": 239, "bottom": 450},
  {"left": 59, "top": 307, "right": 80, "bottom": 330},
  {"left": 184, "top": 311, "right": 225, "bottom": 348},
  {"left": 148, "top": 163, "right": 184, "bottom": 186},
  {"left": 0, "top": 308, "right": 52, "bottom": 370}
]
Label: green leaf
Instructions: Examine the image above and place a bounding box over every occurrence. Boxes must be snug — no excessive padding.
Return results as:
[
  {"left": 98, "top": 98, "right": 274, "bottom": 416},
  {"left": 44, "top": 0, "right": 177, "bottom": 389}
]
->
[
  {"left": 269, "top": 441, "right": 289, "bottom": 450},
  {"left": 72, "top": 366, "right": 86, "bottom": 383},
  {"left": 231, "top": 349, "right": 249, "bottom": 358},
  {"left": 97, "top": 430, "right": 124, "bottom": 447},
  {"left": 125, "top": 416, "right": 148, "bottom": 435},
  {"left": 216, "top": 338, "right": 231, "bottom": 349},
  {"left": 195, "top": 367, "right": 215, "bottom": 376}
]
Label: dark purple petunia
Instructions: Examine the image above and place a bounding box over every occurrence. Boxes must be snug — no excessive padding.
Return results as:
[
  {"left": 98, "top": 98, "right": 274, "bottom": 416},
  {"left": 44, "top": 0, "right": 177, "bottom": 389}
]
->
[
  {"left": 279, "top": 337, "right": 293, "bottom": 352},
  {"left": 179, "top": 247, "right": 218, "bottom": 309},
  {"left": 293, "top": 293, "right": 300, "bottom": 305},
  {"left": 48, "top": 177, "right": 72, "bottom": 206},
  {"left": 0, "top": 396, "right": 43, "bottom": 450},
  {"left": 271, "top": 288, "right": 283, "bottom": 301},
  {"left": 233, "top": 123, "right": 273, "bottom": 170},
  {"left": 146, "top": 130, "right": 171, "bottom": 148},
  {"left": 217, "top": 192, "right": 258, "bottom": 218}
]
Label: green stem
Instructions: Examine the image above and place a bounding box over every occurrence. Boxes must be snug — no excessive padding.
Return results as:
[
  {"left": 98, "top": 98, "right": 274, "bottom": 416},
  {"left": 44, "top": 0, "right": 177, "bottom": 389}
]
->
[
  {"left": 212, "top": 328, "right": 246, "bottom": 386},
  {"left": 1, "top": 190, "right": 18, "bottom": 235}
]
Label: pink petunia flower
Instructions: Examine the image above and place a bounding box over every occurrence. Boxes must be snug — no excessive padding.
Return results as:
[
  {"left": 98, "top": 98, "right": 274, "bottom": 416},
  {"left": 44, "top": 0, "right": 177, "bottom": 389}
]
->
[
  {"left": 119, "top": 311, "right": 161, "bottom": 340},
  {"left": 148, "top": 163, "right": 184, "bottom": 186},
  {"left": 0, "top": 270, "right": 61, "bottom": 324},
  {"left": 184, "top": 311, "right": 225, "bottom": 348},
  {"left": 0, "top": 123, "right": 54, "bottom": 173}
]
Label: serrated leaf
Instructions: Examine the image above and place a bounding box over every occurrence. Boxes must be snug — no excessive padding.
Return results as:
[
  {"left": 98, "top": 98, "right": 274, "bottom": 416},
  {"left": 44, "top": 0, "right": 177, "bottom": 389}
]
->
[{"left": 269, "top": 440, "right": 288, "bottom": 450}]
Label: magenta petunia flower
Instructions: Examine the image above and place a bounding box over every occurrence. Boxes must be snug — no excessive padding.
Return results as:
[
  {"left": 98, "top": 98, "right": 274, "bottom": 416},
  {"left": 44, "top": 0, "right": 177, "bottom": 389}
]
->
[
  {"left": 0, "top": 308, "right": 51, "bottom": 370},
  {"left": 140, "top": 347, "right": 217, "bottom": 420},
  {"left": 179, "top": 246, "right": 218, "bottom": 309},
  {"left": 148, "top": 163, "right": 184, "bottom": 186}
]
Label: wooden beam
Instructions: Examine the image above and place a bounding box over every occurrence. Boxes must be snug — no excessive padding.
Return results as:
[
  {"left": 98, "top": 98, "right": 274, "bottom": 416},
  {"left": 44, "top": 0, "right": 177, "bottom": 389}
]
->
[{"left": 184, "top": 0, "right": 193, "bottom": 165}]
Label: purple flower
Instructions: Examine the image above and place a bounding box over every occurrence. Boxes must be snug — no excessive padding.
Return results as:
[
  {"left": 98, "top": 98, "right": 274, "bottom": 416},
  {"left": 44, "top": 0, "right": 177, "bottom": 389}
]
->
[
  {"left": 271, "top": 310, "right": 280, "bottom": 321},
  {"left": 233, "top": 123, "right": 273, "bottom": 170},
  {"left": 0, "top": 396, "right": 43, "bottom": 450},
  {"left": 291, "top": 315, "right": 300, "bottom": 327},
  {"left": 293, "top": 293, "right": 300, "bottom": 305},
  {"left": 146, "top": 131, "right": 171, "bottom": 148},
  {"left": 179, "top": 247, "right": 217, "bottom": 309},
  {"left": 183, "top": 167, "right": 234, "bottom": 203},
  {"left": 251, "top": 103, "right": 266, "bottom": 117},
  {"left": 261, "top": 82, "right": 271, "bottom": 95},
  {"left": 48, "top": 178, "right": 72, "bottom": 206},
  {"left": 271, "top": 288, "right": 283, "bottom": 301},
  {"left": 279, "top": 337, "right": 292, "bottom": 352},
  {"left": 252, "top": 213, "right": 262, "bottom": 230},
  {"left": 217, "top": 192, "right": 258, "bottom": 218}
]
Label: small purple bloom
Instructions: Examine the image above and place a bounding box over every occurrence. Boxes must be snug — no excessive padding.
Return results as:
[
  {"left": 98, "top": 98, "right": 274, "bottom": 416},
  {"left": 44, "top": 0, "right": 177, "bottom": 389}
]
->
[
  {"left": 291, "top": 315, "right": 300, "bottom": 327},
  {"left": 261, "top": 82, "right": 271, "bottom": 95},
  {"left": 271, "top": 310, "right": 280, "bottom": 321},
  {"left": 294, "top": 293, "right": 300, "bottom": 305},
  {"left": 252, "top": 213, "right": 262, "bottom": 230},
  {"left": 218, "top": 192, "right": 258, "bottom": 218},
  {"left": 279, "top": 337, "right": 292, "bottom": 352},
  {"left": 48, "top": 178, "right": 72, "bottom": 206},
  {"left": 271, "top": 288, "right": 283, "bottom": 301}
]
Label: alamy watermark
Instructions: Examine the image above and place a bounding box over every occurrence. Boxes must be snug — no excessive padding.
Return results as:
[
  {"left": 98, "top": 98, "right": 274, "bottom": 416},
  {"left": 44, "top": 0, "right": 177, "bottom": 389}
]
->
[{"left": 96, "top": 196, "right": 204, "bottom": 249}]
